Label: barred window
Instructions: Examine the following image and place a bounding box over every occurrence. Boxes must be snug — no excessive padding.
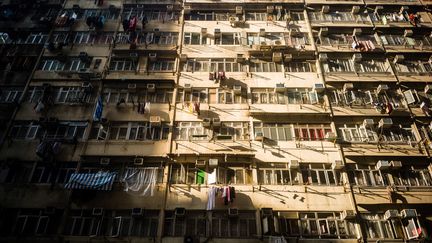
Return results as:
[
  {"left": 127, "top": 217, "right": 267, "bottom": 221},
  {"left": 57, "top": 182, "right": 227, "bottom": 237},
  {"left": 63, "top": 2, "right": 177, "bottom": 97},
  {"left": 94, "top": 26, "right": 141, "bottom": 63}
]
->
[{"left": 249, "top": 59, "right": 282, "bottom": 72}]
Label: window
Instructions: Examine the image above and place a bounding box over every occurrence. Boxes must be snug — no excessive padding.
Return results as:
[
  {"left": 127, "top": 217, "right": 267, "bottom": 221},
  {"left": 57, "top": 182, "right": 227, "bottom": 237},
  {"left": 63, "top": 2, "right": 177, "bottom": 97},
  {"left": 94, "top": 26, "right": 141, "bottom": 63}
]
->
[
  {"left": 170, "top": 164, "right": 208, "bottom": 184},
  {"left": 30, "top": 162, "right": 77, "bottom": 184},
  {"left": 217, "top": 89, "right": 246, "bottom": 104},
  {"left": 110, "top": 210, "right": 158, "bottom": 237},
  {"left": 25, "top": 33, "right": 48, "bottom": 44},
  {"left": 54, "top": 87, "right": 93, "bottom": 103},
  {"left": 339, "top": 124, "right": 377, "bottom": 143},
  {"left": 247, "top": 33, "right": 283, "bottom": 45},
  {"left": 285, "top": 62, "right": 313, "bottom": 72},
  {"left": 323, "top": 59, "right": 354, "bottom": 72},
  {"left": 184, "top": 32, "right": 206, "bottom": 45},
  {"left": 249, "top": 58, "right": 282, "bottom": 72},
  {"left": 215, "top": 33, "right": 241, "bottom": 45},
  {"left": 0, "top": 87, "right": 22, "bottom": 103},
  {"left": 362, "top": 213, "right": 403, "bottom": 239},
  {"left": 218, "top": 122, "right": 249, "bottom": 140},
  {"left": 90, "top": 122, "right": 169, "bottom": 141},
  {"left": 355, "top": 60, "right": 387, "bottom": 73},
  {"left": 330, "top": 88, "right": 403, "bottom": 108},
  {"left": 258, "top": 163, "right": 300, "bottom": 185},
  {"left": 346, "top": 165, "right": 386, "bottom": 187},
  {"left": 174, "top": 122, "right": 212, "bottom": 140},
  {"left": 177, "top": 89, "right": 207, "bottom": 103},
  {"left": 245, "top": 12, "right": 267, "bottom": 21},
  {"left": 40, "top": 122, "right": 87, "bottom": 140},
  {"left": 9, "top": 122, "right": 41, "bottom": 140},
  {"left": 122, "top": 9, "right": 179, "bottom": 22},
  {"left": 395, "top": 61, "right": 432, "bottom": 74},
  {"left": 40, "top": 59, "right": 88, "bottom": 72},
  {"left": 212, "top": 211, "right": 256, "bottom": 238},
  {"left": 12, "top": 209, "right": 61, "bottom": 236},
  {"left": 103, "top": 87, "right": 173, "bottom": 104},
  {"left": 283, "top": 212, "right": 356, "bottom": 238},
  {"left": 254, "top": 123, "right": 293, "bottom": 141},
  {"left": 300, "top": 164, "right": 343, "bottom": 186},
  {"left": 116, "top": 32, "right": 178, "bottom": 45},
  {"left": 183, "top": 58, "right": 244, "bottom": 72},
  {"left": 63, "top": 209, "right": 108, "bottom": 236},
  {"left": 148, "top": 60, "right": 175, "bottom": 72},
  {"left": 109, "top": 58, "right": 135, "bottom": 71},
  {"left": 164, "top": 210, "right": 207, "bottom": 236}
]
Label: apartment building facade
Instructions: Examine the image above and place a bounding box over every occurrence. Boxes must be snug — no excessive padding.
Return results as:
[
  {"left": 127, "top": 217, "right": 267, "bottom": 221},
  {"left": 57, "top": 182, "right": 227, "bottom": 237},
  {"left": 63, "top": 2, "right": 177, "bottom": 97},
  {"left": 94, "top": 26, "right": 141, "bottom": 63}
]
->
[{"left": 0, "top": 0, "right": 431, "bottom": 242}]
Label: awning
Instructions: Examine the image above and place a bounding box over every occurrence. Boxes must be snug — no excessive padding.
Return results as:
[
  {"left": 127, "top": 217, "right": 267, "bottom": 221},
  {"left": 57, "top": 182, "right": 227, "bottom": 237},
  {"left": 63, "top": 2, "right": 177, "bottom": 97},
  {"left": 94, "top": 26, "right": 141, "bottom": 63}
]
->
[{"left": 65, "top": 171, "right": 116, "bottom": 191}]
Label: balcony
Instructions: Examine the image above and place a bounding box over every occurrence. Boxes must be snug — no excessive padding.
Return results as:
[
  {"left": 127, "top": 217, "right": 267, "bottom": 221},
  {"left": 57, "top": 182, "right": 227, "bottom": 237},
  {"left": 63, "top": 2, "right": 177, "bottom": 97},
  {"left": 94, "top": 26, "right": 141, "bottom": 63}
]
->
[
  {"left": 321, "top": 54, "right": 396, "bottom": 82},
  {"left": 329, "top": 84, "right": 409, "bottom": 116},
  {"left": 380, "top": 32, "right": 432, "bottom": 53},
  {"left": 308, "top": 7, "right": 373, "bottom": 28},
  {"left": 392, "top": 55, "right": 432, "bottom": 82},
  {"left": 336, "top": 120, "right": 425, "bottom": 157},
  {"left": 315, "top": 29, "right": 384, "bottom": 53}
]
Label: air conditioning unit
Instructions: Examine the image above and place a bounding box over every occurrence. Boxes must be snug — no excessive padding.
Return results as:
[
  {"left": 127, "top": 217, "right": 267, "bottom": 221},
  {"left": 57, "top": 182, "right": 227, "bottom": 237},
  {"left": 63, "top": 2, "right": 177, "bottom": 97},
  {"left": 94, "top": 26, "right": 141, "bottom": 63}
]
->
[
  {"left": 325, "top": 132, "right": 337, "bottom": 142},
  {"left": 331, "top": 160, "right": 344, "bottom": 170},
  {"left": 131, "top": 208, "right": 144, "bottom": 216},
  {"left": 343, "top": 83, "right": 354, "bottom": 92},
  {"left": 352, "top": 53, "right": 362, "bottom": 63},
  {"left": 128, "top": 83, "right": 137, "bottom": 92},
  {"left": 228, "top": 208, "right": 239, "bottom": 217},
  {"left": 233, "top": 85, "right": 242, "bottom": 94},
  {"left": 375, "top": 160, "right": 391, "bottom": 170},
  {"left": 275, "top": 83, "right": 285, "bottom": 93},
  {"left": 44, "top": 207, "right": 56, "bottom": 215},
  {"left": 341, "top": 210, "right": 356, "bottom": 220},
  {"left": 318, "top": 27, "right": 328, "bottom": 37},
  {"left": 229, "top": 16, "right": 237, "bottom": 23},
  {"left": 209, "top": 159, "right": 218, "bottom": 166},
  {"left": 180, "top": 54, "right": 187, "bottom": 62},
  {"left": 261, "top": 208, "right": 273, "bottom": 217},
  {"left": 400, "top": 209, "right": 417, "bottom": 218},
  {"left": 235, "top": 6, "right": 243, "bottom": 15},
  {"left": 203, "top": 118, "right": 211, "bottom": 127},
  {"left": 266, "top": 6, "right": 274, "bottom": 13},
  {"left": 134, "top": 158, "right": 144, "bottom": 165},
  {"left": 404, "top": 29, "right": 413, "bottom": 37},
  {"left": 150, "top": 116, "right": 161, "bottom": 126},
  {"left": 352, "top": 6, "right": 360, "bottom": 14},
  {"left": 147, "top": 83, "right": 156, "bottom": 93},
  {"left": 353, "top": 28, "right": 362, "bottom": 36},
  {"left": 313, "top": 83, "right": 325, "bottom": 93},
  {"left": 184, "top": 5, "right": 191, "bottom": 14},
  {"left": 321, "top": 5, "right": 330, "bottom": 13},
  {"left": 92, "top": 208, "right": 104, "bottom": 216},
  {"left": 175, "top": 208, "right": 186, "bottom": 217},
  {"left": 283, "top": 54, "right": 293, "bottom": 62},
  {"left": 377, "top": 84, "right": 389, "bottom": 94},
  {"left": 272, "top": 52, "right": 282, "bottom": 63},
  {"left": 236, "top": 54, "right": 246, "bottom": 63},
  {"left": 201, "top": 28, "right": 207, "bottom": 35},
  {"left": 259, "top": 28, "right": 266, "bottom": 37},
  {"left": 393, "top": 55, "right": 404, "bottom": 64},
  {"left": 130, "top": 52, "right": 138, "bottom": 58},
  {"left": 183, "top": 83, "right": 192, "bottom": 91},
  {"left": 384, "top": 209, "right": 399, "bottom": 220},
  {"left": 425, "top": 84, "right": 432, "bottom": 94},
  {"left": 289, "top": 160, "right": 299, "bottom": 169},
  {"left": 153, "top": 28, "right": 160, "bottom": 34},
  {"left": 212, "top": 118, "right": 221, "bottom": 127},
  {"left": 149, "top": 53, "right": 157, "bottom": 61},
  {"left": 196, "top": 159, "right": 206, "bottom": 167},
  {"left": 255, "top": 132, "right": 264, "bottom": 141},
  {"left": 391, "top": 160, "right": 402, "bottom": 169},
  {"left": 100, "top": 157, "right": 110, "bottom": 165},
  {"left": 363, "top": 119, "right": 375, "bottom": 128},
  {"left": 166, "top": 4, "right": 174, "bottom": 12},
  {"left": 214, "top": 28, "right": 221, "bottom": 37},
  {"left": 318, "top": 53, "right": 328, "bottom": 62},
  {"left": 378, "top": 118, "right": 393, "bottom": 128}
]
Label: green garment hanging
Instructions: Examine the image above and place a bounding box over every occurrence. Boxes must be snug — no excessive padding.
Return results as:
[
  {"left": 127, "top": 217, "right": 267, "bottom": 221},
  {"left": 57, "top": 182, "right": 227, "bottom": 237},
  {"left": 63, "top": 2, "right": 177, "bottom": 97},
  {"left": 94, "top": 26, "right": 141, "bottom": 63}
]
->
[{"left": 196, "top": 170, "right": 205, "bottom": 184}]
